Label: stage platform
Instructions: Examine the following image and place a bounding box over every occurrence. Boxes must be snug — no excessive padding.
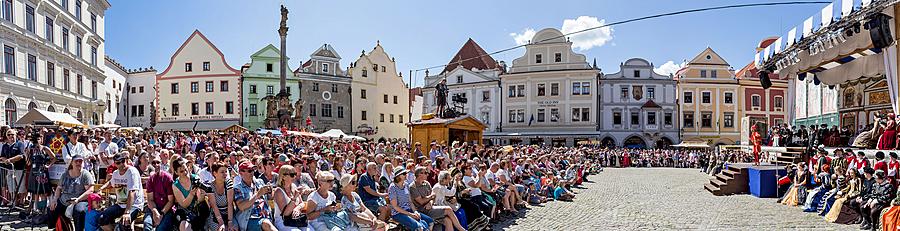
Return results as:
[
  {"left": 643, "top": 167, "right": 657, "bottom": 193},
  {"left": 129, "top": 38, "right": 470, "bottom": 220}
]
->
[{"left": 706, "top": 163, "right": 788, "bottom": 197}]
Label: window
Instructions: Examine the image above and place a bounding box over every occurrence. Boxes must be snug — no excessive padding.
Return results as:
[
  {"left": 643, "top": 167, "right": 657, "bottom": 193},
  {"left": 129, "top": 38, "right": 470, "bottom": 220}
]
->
[
  {"left": 455, "top": 75, "right": 463, "bottom": 84},
  {"left": 482, "top": 90, "right": 490, "bottom": 102},
  {"left": 607, "top": 112, "right": 620, "bottom": 125},
  {"left": 572, "top": 82, "right": 581, "bottom": 95},
  {"left": 701, "top": 112, "right": 712, "bottom": 128},
  {"left": 554, "top": 53, "right": 562, "bottom": 62},
  {"left": 25, "top": 5, "right": 34, "bottom": 33},
  {"left": 380, "top": 113, "right": 384, "bottom": 122},
  {"left": 191, "top": 103, "right": 199, "bottom": 115},
  {"left": 381, "top": 65, "right": 386, "bottom": 72},
  {"left": 2, "top": 0, "right": 11, "bottom": 23},
  {"left": 322, "top": 104, "right": 332, "bottom": 117},
  {"left": 130, "top": 105, "right": 137, "bottom": 117},
  {"left": 331, "top": 84, "right": 337, "bottom": 92},
  {"left": 90, "top": 81, "right": 96, "bottom": 99},
  {"left": 389, "top": 114, "right": 394, "bottom": 123},
  {"left": 139, "top": 86, "right": 144, "bottom": 93},
  {"left": 361, "top": 111, "right": 367, "bottom": 120},
  {"left": 189, "top": 82, "right": 198, "bottom": 93},
  {"left": 202, "top": 62, "right": 210, "bottom": 71},
  {"left": 27, "top": 54, "right": 36, "bottom": 81},
  {"left": 62, "top": 0, "right": 68, "bottom": 10},
  {"left": 383, "top": 94, "right": 388, "bottom": 103},
  {"left": 633, "top": 70, "right": 640, "bottom": 77},
  {"left": 3, "top": 46, "right": 13, "bottom": 75},
  {"left": 581, "top": 82, "right": 591, "bottom": 95},
  {"left": 75, "top": 36, "right": 82, "bottom": 57},
  {"left": 90, "top": 13, "right": 96, "bottom": 32},
  {"left": 537, "top": 83, "right": 545, "bottom": 96},
  {"left": 266, "top": 63, "right": 273, "bottom": 72},
  {"left": 337, "top": 106, "right": 344, "bottom": 118},
  {"left": 725, "top": 92, "right": 734, "bottom": 104},
  {"left": 249, "top": 104, "right": 257, "bottom": 116},
  {"left": 220, "top": 81, "right": 228, "bottom": 92},
  {"left": 170, "top": 83, "right": 179, "bottom": 94},
  {"left": 90, "top": 46, "right": 97, "bottom": 65},
  {"left": 138, "top": 105, "right": 144, "bottom": 116},
  {"left": 517, "top": 109, "right": 525, "bottom": 123},
  {"left": 684, "top": 112, "right": 694, "bottom": 128},
  {"left": 619, "top": 87, "right": 628, "bottom": 99},
  {"left": 664, "top": 112, "right": 673, "bottom": 126},
  {"left": 751, "top": 95, "right": 761, "bottom": 107},
  {"left": 537, "top": 108, "right": 545, "bottom": 122},
  {"left": 75, "top": 0, "right": 81, "bottom": 20},
  {"left": 46, "top": 62, "right": 54, "bottom": 87},
  {"left": 701, "top": 92, "right": 711, "bottom": 104},
  {"left": 309, "top": 104, "right": 317, "bottom": 116},
  {"left": 399, "top": 115, "right": 404, "bottom": 123},
  {"left": 700, "top": 70, "right": 707, "bottom": 78},
  {"left": 322, "top": 63, "right": 328, "bottom": 73},
  {"left": 724, "top": 113, "right": 734, "bottom": 128},
  {"left": 62, "top": 28, "right": 69, "bottom": 51},
  {"left": 573, "top": 108, "right": 590, "bottom": 122},
  {"left": 205, "top": 81, "right": 214, "bottom": 92},
  {"left": 249, "top": 85, "right": 257, "bottom": 94},
  {"left": 630, "top": 112, "right": 639, "bottom": 125},
  {"left": 683, "top": 92, "right": 693, "bottom": 103},
  {"left": 313, "top": 83, "right": 319, "bottom": 91},
  {"left": 63, "top": 69, "right": 70, "bottom": 91},
  {"left": 360, "top": 89, "right": 367, "bottom": 99},
  {"left": 393, "top": 95, "right": 398, "bottom": 104},
  {"left": 185, "top": 63, "right": 192, "bottom": 72},
  {"left": 550, "top": 108, "right": 559, "bottom": 122},
  {"left": 711, "top": 70, "right": 717, "bottom": 78},
  {"left": 517, "top": 85, "right": 525, "bottom": 97},
  {"left": 551, "top": 83, "right": 559, "bottom": 96},
  {"left": 77, "top": 74, "right": 82, "bottom": 94},
  {"left": 647, "top": 112, "right": 657, "bottom": 125},
  {"left": 774, "top": 96, "right": 784, "bottom": 109},
  {"left": 480, "top": 111, "right": 490, "bottom": 125},
  {"left": 266, "top": 85, "right": 274, "bottom": 95},
  {"left": 648, "top": 87, "right": 655, "bottom": 99},
  {"left": 362, "top": 69, "right": 367, "bottom": 77},
  {"left": 508, "top": 85, "right": 516, "bottom": 97},
  {"left": 172, "top": 103, "right": 179, "bottom": 116},
  {"left": 225, "top": 101, "right": 233, "bottom": 114},
  {"left": 535, "top": 54, "right": 542, "bottom": 63},
  {"left": 45, "top": 17, "right": 54, "bottom": 42}
]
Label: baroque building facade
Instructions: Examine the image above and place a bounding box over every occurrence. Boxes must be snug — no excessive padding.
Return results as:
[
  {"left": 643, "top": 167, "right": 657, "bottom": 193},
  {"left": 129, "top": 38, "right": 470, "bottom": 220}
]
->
[
  {"left": 599, "top": 58, "right": 679, "bottom": 148},
  {"left": 676, "top": 47, "right": 741, "bottom": 145},
  {"left": 295, "top": 44, "right": 352, "bottom": 133},
  {"left": 348, "top": 42, "right": 409, "bottom": 141},
  {"left": 1, "top": 0, "right": 111, "bottom": 125},
  {"left": 240, "top": 44, "right": 299, "bottom": 130}
]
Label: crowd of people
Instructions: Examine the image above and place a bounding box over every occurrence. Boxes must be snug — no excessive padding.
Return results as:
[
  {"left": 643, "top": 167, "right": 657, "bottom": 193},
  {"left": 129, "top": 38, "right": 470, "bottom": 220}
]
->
[
  {"left": 0, "top": 125, "right": 601, "bottom": 231},
  {"left": 767, "top": 114, "right": 900, "bottom": 151},
  {"left": 774, "top": 147, "right": 900, "bottom": 231}
]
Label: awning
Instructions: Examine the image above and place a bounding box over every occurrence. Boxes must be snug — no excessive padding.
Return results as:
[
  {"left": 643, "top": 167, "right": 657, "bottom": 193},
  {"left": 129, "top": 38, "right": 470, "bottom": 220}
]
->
[
  {"left": 320, "top": 129, "right": 350, "bottom": 138},
  {"left": 222, "top": 124, "right": 248, "bottom": 133},
  {"left": 15, "top": 109, "right": 85, "bottom": 128},
  {"left": 92, "top": 124, "right": 121, "bottom": 129},
  {"left": 154, "top": 121, "right": 196, "bottom": 131},
  {"left": 194, "top": 120, "right": 238, "bottom": 131},
  {"left": 671, "top": 141, "right": 710, "bottom": 148}
]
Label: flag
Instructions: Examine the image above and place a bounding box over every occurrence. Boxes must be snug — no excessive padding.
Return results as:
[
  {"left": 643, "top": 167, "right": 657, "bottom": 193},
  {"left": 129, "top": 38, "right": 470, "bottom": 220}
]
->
[{"left": 528, "top": 114, "right": 535, "bottom": 126}]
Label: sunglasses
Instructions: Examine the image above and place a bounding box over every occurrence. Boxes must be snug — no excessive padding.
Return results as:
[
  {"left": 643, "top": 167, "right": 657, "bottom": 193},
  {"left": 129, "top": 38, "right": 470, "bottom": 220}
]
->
[
  {"left": 321, "top": 179, "right": 335, "bottom": 184},
  {"left": 285, "top": 173, "right": 297, "bottom": 177},
  {"left": 240, "top": 169, "right": 253, "bottom": 173}
]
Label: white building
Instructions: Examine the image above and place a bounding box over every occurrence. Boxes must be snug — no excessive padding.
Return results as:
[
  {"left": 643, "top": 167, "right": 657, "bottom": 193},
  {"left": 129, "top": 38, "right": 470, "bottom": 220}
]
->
[
  {"left": 599, "top": 58, "right": 679, "bottom": 148},
  {"left": 1, "top": 0, "right": 111, "bottom": 126},
  {"left": 422, "top": 38, "right": 503, "bottom": 143},
  {"left": 102, "top": 56, "right": 127, "bottom": 125},
  {"left": 348, "top": 42, "right": 410, "bottom": 141},
  {"left": 493, "top": 28, "right": 600, "bottom": 146},
  {"left": 112, "top": 66, "right": 156, "bottom": 128}
]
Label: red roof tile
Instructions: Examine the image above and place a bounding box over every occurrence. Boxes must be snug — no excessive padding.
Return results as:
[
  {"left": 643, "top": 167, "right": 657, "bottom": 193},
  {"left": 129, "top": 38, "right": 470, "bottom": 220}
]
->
[{"left": 441, "top": 38, "right": 500, "bottom": 74}]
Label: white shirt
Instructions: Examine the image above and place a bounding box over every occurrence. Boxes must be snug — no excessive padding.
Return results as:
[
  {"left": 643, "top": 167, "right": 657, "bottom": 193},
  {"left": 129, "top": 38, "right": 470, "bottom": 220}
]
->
[
  {"left": 432, "top": 183, "right": 458, "bottom": 210},
  {"left": 61, "top": 142, "right": 88, "bottom": 165},
  {"left": 462, "top": 176, "right": 482, "bottom": 197},
  {"left": 95, "top": 141, "right": 119, "bottom": 168},
  {"left": 110, "top": 166, "right": 145, "bottom": 210}
]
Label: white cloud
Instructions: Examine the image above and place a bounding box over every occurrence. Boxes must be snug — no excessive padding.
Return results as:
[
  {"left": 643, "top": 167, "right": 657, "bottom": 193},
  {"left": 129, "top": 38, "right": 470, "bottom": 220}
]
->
[
  {"left": 509, "top": 28, "right": 536, "bottom": 46},
  {"left": 561, "top": 16, "right": 613, "bottom": 51},
  {"left": 654, "top": 61, "right": 685, "bottom": 76},
  {"left": 509, "top": 16, "right": 613, "bottom": 51}
]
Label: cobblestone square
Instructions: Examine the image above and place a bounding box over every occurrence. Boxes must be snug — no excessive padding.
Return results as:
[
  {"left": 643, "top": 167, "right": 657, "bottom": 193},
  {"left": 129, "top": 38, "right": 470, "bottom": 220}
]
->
[{"left": 492, "top": 168, "right": 854, "bottom": 231}]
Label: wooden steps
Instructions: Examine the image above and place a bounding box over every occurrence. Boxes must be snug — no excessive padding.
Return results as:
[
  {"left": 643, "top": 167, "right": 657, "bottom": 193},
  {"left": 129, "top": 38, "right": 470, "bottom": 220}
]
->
[{"left": 705, "top": 163, "right": 752, "bottom": 196}]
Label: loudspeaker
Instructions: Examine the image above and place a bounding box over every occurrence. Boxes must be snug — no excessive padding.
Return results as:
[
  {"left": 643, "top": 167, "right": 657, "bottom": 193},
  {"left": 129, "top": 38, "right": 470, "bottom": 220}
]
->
[
  {"left": 760, "top": 70, "right": 773, "bottom": 89},
  {"left": 867, "top": 13, "right": 894, "bottom": 49},
  {"left": 798, "top": 72, "right": 807, "bottom": 81}
]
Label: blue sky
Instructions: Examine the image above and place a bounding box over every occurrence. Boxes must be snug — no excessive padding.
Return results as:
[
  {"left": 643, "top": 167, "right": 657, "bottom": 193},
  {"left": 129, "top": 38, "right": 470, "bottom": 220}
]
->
[{"left": 105, "top": 0, "right": 828, "bottom": 86}]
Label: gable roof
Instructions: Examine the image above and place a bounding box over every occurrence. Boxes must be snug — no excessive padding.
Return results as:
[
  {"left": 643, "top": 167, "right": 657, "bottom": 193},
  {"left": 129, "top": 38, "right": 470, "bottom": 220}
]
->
[
  {"left": 687, "top": 47, "right": 729, "bottom": 66},
  {"left": 311, "top": 44, "right": 341, "bottom": 59},
  {"left": 250, "top": 44, "right": 283, "bottom": 58},
  {"left": 441, "top": 38, "right": 500, "bottom": 74},
  {"left": 158, "top": 30, "right": 240, "bottom": 77}
]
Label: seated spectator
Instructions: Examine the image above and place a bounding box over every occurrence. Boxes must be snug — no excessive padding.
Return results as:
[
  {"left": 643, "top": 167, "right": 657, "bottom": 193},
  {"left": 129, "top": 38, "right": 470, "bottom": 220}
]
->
[
  {"left": 305, "top": 171, "right": 352, "bottom": 231},
  {"left": 171, "top": 157, "right": 206, "bottom": 231},
  {"left": 860, "top": 170, "right": 893, "bottom": 230},
  {"left": 359, "top": 162, "right": 391, "bottom": 221},
  {"left": 98, "top": 153, "right": 145, "bottom": 231},
  {"left": 48, "top": 154, "right": 95, "bottom": 231},
  {"left": 273, "top": 165, "right": 311, "bottom": 231},
  {"left": 410, "top": 166, "right": 465, "bottom": 231},
  {"left": 145, "top": 155, "right": 176, "bottom": 231},
  {"left": 340, "top": 174, "right": 387, "bottom": 231},
  {"left": 84, "top": 193, "right": 103, "bottom": 231},
  {"left": 205, "top": 162, "right": 235, "bottom": 231},
  {"left": 233, "top": 161, "right": 278, "bottom": 231},
  {"left": 389, "top": 167, "right": 433, "bottom": 231}
]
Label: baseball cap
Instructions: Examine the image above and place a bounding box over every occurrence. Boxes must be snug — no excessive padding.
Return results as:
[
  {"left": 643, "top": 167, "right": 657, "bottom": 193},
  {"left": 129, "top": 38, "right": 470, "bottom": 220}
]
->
[{"left": 239, "top": 161, "right": 256, "bottom": 171}]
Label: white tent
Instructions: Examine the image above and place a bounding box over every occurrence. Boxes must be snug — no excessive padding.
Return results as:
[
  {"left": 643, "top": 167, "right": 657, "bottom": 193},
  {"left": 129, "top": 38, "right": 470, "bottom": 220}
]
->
[
  {"left": 344, "top": 135, "right": 367, "bottom": 141},
  {"left": 15, "top": 109, "right": 85, "bottom": 128},
  {"left": 92, "top": 124, "right": 121, "bottom": 129},
  {"left": 320, "top": 129, "right": 349, "bottom": 138}
]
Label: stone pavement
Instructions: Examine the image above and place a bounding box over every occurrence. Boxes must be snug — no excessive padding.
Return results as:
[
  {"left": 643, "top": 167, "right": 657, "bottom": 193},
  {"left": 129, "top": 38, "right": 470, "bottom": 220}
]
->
[{"left": 492, "top": 168, "right": 854, "bottom": 231}]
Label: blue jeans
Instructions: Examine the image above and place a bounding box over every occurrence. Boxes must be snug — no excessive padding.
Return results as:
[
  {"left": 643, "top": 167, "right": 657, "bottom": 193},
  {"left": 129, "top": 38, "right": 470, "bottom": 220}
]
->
[
  {"left": 392, "top": 213, "right": 433, "bottom": 231},
  {"left": 143, "top": 208, "right": 175, "bottom": 231}
]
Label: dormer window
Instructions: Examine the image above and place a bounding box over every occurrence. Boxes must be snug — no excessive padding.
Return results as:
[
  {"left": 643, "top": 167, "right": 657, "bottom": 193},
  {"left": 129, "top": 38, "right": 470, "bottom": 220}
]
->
[
  {"left": 322, "top": 63, "right": 329, "bottom": 73},
  {"left": 373, "top": 64, "right": 378, "bottom": 71},
  {"left": 633, "top": 70, "right": 640, "bottom": 77},
  {"left": 266, "top": 63, "right": 273, "bottom": 72},
  {"left": 536, "top": 54, "right": 542, "bottom": 63},
  {"left": 554, "top": 53, "right": 561, "bottom": 62},
  {"left": 185, "top": 63, "right": 192, "bottom": 72},
  {"left": 456, "top": 75, "right": 463, "bottom": 83}
]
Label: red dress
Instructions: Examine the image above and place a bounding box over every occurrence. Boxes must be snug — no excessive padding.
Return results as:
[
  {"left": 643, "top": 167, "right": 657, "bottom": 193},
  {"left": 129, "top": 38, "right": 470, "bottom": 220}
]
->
[
  {"left": 751, "top": 131, "right": 762, "bottom": 165},
  {"left": 879, "top": 121, "right": 897, "bottom": 150},
  {"left": 623, "top": 153, "right": 631, "bottom": 168},
  {"left": 888, "top": 160, "right": 900, "bottom": 185}
]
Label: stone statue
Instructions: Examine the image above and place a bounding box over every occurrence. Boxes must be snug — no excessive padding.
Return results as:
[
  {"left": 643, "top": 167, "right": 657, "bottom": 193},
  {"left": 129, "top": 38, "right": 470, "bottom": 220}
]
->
[
  {"left": 280, "top": 5, "right": 289, "bottom": 29},
  {"left": 266, "top": 100, "right": 277, "bottom": 118},
  {"left": 294, "top": 99, "right": 304, "bottom": 118}
]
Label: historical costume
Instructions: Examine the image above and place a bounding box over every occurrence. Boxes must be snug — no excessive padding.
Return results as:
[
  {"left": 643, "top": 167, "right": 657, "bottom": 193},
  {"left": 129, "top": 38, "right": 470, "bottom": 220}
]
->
[
  {"left": 880, "top": 114, "right": 898, "bottom": 150},
  {"left": 782, "top": 164, "right": 809, "bottom": 206},
  {"left": 751, "top": 124, "right": 762, "bottom": 166},
  {"left": 825, "top": 171, "right": 862, "bottom": 224}
]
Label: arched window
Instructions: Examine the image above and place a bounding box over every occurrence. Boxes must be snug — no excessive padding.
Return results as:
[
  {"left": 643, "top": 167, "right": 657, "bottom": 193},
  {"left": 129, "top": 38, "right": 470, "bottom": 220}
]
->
[
  {"left": 28, "top": 102, "right": 37, "bottom": 111},
  {"left": 77, "top": 111, "right": 83, "bottom": 123},
  {"left": 92, "top": 113, "right": 99, "bottom": 125},
  {"left": 5, "top": 98, "right": 16, "bottom": 126},
  {"left": 47, "top": 105, "right": 55, "bottom": 112},
  {"left": 63, "top": 108, "right": 70, "bottom": 114}
]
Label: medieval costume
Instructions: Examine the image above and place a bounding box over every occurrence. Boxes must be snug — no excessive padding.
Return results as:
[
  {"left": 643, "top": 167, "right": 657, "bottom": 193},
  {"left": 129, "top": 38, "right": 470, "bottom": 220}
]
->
[
  {"left": 880, "top": 115, "right": 898, "bottom": 150},
  {"left": 782, "top": 165, "right": 809, "bottom": 206},
  {"left": 751, "top": 124, "right": 762, "bottom": 166},
  {"left": 825, "top": 171, "right": 862, "bottom": 224}
]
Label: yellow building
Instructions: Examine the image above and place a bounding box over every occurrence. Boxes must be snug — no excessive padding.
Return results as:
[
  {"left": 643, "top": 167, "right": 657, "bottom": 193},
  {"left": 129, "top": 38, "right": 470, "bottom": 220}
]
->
[
  {"left": 676, "top": 48, "right": 740, "bottom": 145},
  {"left": 348, "top": 42, "right": 410, "bottom": 141}
]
